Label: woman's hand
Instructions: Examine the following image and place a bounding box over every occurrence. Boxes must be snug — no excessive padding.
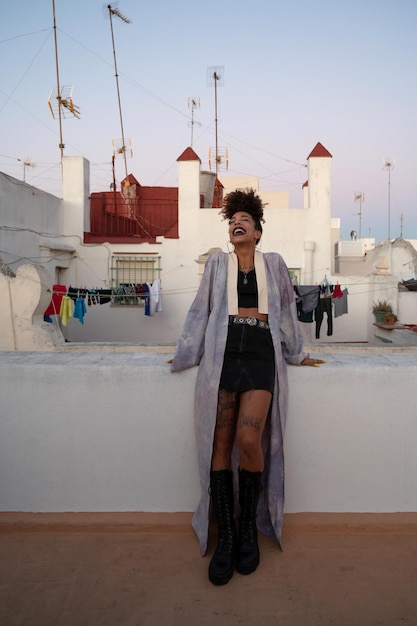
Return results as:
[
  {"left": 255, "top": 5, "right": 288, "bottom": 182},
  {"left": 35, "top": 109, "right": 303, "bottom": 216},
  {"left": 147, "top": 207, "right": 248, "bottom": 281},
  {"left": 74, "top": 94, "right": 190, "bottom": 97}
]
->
[{"left": 300, "top": 357, "right": 326, "bottom": 367}]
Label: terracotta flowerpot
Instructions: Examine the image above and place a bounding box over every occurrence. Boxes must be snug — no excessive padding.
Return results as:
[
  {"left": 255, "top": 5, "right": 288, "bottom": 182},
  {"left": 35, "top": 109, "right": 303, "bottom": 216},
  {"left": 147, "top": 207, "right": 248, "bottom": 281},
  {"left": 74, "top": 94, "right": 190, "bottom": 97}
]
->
[{"left": 380, "top": 312, "right": 398, "bottom": 325}]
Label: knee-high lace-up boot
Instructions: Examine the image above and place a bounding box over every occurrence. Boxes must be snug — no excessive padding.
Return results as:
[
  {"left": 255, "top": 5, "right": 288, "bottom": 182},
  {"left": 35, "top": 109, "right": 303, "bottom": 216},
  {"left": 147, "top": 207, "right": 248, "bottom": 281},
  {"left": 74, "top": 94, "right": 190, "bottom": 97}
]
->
[
  {"left": 235, "top": 467, "right": 262, "bottom": 575},
  {"left": 208, "top": 469, "right": 235, "bottom": 585}
]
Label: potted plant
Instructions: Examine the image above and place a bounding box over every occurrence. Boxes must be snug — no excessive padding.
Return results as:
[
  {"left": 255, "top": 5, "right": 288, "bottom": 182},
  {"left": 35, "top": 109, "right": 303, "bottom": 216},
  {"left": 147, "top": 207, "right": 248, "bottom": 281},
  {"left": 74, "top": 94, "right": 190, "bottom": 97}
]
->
[
  {"left": 372, "top": 300, "right": 393, "bottom": 324},
  {"left": 381, "top": 312, "right": 398, "bottom": 325}
]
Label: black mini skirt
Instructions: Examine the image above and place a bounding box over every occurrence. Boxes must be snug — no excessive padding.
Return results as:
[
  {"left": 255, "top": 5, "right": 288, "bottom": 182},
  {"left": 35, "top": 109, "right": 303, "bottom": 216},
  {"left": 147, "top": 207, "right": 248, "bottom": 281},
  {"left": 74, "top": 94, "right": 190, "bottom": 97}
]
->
[{"left": 219, "top": 318, "right": 275, "bottom": 393}]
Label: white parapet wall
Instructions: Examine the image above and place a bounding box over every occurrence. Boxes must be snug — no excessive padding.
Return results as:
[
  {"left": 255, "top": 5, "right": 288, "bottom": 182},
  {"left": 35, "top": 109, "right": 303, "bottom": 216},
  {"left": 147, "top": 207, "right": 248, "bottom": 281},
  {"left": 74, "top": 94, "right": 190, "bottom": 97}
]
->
[{"left": 1, "top": 348, "right": 417, "bottom": 514}]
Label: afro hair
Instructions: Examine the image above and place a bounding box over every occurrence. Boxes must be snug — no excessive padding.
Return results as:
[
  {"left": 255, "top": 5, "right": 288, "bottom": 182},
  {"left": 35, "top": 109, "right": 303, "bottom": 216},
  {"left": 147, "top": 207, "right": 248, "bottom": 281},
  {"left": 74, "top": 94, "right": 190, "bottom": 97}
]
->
[{"left": 220, "top": 188, "right": 265, "bottom": 233}]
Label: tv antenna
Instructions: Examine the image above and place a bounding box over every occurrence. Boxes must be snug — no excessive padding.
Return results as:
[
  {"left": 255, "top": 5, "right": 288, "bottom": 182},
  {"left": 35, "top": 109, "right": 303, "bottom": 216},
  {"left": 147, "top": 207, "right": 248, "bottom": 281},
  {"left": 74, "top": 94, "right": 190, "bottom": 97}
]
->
[
  {"left": 104, "top": 2, "right": 132, "bottom": 185},
  {"left": 207, "top": 66, "right": 226, "bottom": 179},
  {"left": 18, "top": 157, "right": 36, "bottom": 183},
  {"left": 383, "top": 157, "right": 394, "bottom": 241},
  {"left": 187, "top": 97, "right": 201, "bottom": 147},
  {"left": 112, "top": 138, "right": 133, "bottom": 159},
  {"left": 208, "top": 147, "right": 229, "bottom": 173},
  {"left": 48, "top": 85, "right": 80, "bottom": 119},
  {"left": 50, "top": 0, "right": 80, "bottom": 161},
  {"left": 353, "top": 191, "right": 365, "bottom": 239}
]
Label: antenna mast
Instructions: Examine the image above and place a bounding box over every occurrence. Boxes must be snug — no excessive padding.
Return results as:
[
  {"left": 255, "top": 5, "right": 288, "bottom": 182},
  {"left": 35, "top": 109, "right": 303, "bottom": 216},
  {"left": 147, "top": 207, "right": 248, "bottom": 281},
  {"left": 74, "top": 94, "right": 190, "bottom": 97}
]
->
[
  {"left": 353, "top": 191, "right": 365, "bottom": 239},
  {"left": 52, "top": 0, "right": 64, "bottom": 161},
  {"left": 207, "top": 66, "right": 225, "bottom": 178},
  {"left": 49, "top": 1, "right": 79, "bottom": 165},
  {"left": 106, "top": 3, "right": 132, "bottom": 183},
  {"left": 187, "top": 97, "right": 200, "bottom": 147},
  {"left": 383, "top": 157, "right": 394, "bottom": 241}
]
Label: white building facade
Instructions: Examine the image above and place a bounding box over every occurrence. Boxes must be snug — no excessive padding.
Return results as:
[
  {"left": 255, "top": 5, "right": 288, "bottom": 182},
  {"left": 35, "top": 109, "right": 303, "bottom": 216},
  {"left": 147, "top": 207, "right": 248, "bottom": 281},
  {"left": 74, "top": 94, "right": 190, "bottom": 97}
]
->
[{"left": 2, "top": 142, "right": 417, "bottom": 349}]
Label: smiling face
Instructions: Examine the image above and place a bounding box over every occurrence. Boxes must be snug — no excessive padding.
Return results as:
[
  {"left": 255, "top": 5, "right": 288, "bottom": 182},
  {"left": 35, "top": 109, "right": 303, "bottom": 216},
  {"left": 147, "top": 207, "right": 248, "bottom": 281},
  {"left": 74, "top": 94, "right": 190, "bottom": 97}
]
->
[{"left": 228, "top": 211, "right": 262, "bottom": 246}]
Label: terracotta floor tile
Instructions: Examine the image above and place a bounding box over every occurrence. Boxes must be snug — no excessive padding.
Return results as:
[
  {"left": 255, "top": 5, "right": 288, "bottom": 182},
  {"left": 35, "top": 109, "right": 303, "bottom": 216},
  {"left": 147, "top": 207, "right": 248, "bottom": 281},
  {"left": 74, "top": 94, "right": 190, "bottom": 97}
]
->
[{"left": 0, "top": 514, "right": 416, "bottom": 626}]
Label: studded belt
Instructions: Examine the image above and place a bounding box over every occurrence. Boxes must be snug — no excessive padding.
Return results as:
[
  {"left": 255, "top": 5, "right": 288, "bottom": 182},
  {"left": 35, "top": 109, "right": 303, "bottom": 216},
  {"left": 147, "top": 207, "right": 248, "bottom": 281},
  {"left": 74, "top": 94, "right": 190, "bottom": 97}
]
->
[{"left": 229, "top": 316, "right": 270, "bottom": 330}]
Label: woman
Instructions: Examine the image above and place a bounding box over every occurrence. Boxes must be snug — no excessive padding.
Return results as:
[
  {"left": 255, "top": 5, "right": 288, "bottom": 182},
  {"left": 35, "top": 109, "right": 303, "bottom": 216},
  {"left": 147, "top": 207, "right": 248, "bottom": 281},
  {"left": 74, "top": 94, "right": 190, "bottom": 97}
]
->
[{"left": 171, "top": 189, "right": 323, "bottom": 586}]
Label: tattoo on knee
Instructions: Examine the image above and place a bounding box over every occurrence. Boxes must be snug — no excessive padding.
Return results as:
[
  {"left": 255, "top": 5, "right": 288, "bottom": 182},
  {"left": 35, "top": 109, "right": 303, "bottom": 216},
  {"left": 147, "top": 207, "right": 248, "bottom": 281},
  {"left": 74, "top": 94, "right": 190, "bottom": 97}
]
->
[{"left": 239, "top": 414, "right": 261, "bottom": 431}]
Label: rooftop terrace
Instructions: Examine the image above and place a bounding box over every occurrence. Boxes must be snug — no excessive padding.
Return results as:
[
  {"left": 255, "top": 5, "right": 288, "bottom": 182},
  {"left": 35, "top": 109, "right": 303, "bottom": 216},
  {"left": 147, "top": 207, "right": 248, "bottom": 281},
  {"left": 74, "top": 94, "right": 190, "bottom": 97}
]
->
[{"left": 1, "top": 511, "right": 416, "bottom": 626}]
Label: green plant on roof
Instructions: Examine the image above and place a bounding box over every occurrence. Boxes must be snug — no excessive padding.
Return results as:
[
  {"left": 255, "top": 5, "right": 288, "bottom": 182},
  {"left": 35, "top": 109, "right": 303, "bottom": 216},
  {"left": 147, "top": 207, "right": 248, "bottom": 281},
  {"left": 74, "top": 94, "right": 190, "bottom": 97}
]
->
[{"left": 372, "top": 300, "right": 393, "bottom": 314}]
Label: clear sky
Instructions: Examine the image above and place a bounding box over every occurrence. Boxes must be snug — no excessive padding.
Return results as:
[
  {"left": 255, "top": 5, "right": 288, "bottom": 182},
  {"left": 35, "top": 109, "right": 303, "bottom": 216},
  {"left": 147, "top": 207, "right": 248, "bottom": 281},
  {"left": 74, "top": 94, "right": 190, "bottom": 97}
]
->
[{"left": 1, "top": 0, "right": 416, "bottom": 244}]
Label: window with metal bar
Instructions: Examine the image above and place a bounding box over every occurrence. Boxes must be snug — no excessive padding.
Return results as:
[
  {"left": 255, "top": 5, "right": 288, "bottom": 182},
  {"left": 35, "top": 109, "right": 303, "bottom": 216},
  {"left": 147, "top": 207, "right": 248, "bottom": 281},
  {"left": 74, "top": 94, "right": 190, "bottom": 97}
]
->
[
  {"left": 110, "top": 254, "right": 161, "bottom": 305},
  {"left": 288, "top": 268, "right": 301, "bottom": 285}
]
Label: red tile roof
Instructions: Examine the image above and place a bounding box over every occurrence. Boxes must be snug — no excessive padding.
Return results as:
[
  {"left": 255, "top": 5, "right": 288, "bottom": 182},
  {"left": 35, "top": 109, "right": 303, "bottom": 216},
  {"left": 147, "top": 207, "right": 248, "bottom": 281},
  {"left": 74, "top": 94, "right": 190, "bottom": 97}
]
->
[
  {"left": 177, "top": 147, "right": 201, "bottom": 162},
  {"left": 307, "top": 142, "right": 333, "bottom": 159}
]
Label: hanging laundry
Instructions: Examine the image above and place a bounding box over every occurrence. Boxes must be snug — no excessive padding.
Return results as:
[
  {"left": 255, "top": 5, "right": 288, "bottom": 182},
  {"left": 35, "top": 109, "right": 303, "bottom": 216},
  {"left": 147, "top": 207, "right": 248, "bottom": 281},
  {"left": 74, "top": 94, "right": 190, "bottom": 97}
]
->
[
  {"left": 154, "top": 279, "right": 163, "bottom": 313},
  {"left": 315, "top": 298, "right": 333, "bottom": 338},
  {"left": 295, "top": 285, "right": 320, "bottom": 323},
  {"left": 144, "top": 279, "right": 163, "bottom": 317},
  {"left": 44, "top": 284, "right": 67, "bottom": 319},
  {"left": 332, "top": 283, "right": 343, "bottom": 299},
  {"left": 112, "top": 283, "right": 147, "bottom": 305},
  {"left": 97, "top": 289, "right": 112, "bottom": 304},
  {"left": 135, "top": 284, "right": 147, "bottom": 296},
  {"left": 334, "top": 288, "right": 349, "bottom": 318},
  {"left": 73, "top": 297, "right": 87, "bottom": 324},
  {"left": 320, "top": 275, "right": 334, "bottom": 297},
  {"left": 87, "top": 291, "right": 98, "bottom": 306},
  {"left": 59, "top": 296, "right": 73, "bottom": 327},
  {"left": 67, "top": 286, "right": 113, "bottom": 306}
]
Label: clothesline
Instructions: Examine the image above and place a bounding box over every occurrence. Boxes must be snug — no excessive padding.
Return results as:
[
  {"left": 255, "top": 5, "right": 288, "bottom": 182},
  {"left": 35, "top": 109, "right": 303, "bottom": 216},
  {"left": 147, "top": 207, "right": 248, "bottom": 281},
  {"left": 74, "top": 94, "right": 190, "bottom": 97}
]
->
[
  {"left": 43, "top": 280, "right": 163, "bottom": 325},
  {"left": 295, "top": 284, "right": 349, "bottom": 339}
]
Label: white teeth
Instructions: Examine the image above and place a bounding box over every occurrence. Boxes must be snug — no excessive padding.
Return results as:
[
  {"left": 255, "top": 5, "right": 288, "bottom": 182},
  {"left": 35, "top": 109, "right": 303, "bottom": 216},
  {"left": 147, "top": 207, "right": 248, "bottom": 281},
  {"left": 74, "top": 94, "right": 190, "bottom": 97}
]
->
[{"left": 233, "top": 227, "right": 245, "bottom": 235}]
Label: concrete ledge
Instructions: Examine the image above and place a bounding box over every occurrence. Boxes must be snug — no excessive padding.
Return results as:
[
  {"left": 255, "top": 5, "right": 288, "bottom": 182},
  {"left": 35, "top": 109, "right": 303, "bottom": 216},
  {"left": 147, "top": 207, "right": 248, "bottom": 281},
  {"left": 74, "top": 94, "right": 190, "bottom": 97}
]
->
[{"left": 1, "top": 348, "right": 417, "bottom": 515}]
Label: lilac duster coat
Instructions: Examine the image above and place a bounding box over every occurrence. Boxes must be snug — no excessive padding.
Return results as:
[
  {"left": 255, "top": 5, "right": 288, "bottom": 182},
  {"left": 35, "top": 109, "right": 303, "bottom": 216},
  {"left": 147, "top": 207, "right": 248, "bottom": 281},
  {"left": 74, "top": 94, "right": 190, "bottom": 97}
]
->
[{"left": 171, "top": 251, "right": 305, "bottom": 555}]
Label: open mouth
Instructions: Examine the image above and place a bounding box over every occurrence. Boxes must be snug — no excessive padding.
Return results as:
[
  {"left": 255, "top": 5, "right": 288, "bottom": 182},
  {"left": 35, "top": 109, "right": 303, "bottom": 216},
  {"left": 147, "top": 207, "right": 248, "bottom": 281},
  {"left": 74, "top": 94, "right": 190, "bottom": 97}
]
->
[{"left": 233, "top": 227, "right": 246, "bottom": 235}]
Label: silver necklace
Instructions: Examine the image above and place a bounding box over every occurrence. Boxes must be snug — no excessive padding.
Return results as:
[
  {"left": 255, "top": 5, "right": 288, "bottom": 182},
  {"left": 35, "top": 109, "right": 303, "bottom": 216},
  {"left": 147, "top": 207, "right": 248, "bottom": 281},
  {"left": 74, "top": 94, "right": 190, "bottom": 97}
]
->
[{"left": 239, "top": 264, "right": 254, "bottom": 285}]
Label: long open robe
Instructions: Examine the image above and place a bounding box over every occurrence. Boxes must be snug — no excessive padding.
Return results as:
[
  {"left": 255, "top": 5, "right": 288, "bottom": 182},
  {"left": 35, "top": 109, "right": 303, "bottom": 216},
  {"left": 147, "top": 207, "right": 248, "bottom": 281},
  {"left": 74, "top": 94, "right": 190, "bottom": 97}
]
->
[{"left": 171, "top": 250, "right": 305, "bottom": 555}]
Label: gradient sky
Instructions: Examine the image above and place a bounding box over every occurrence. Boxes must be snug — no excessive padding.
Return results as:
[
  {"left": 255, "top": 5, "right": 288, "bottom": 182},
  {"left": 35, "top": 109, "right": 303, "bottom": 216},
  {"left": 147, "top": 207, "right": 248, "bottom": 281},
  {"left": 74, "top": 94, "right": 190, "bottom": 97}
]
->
[{"left": 1, "top": 0, "right": 416, "bottom": 244}]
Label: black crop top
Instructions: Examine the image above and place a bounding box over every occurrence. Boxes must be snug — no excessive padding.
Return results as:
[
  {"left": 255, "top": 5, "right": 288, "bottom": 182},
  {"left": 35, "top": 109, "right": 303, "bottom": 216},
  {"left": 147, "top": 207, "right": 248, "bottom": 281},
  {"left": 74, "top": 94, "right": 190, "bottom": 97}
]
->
[{"left": 238, "top": 268, "right": 258, "bottom": 308}]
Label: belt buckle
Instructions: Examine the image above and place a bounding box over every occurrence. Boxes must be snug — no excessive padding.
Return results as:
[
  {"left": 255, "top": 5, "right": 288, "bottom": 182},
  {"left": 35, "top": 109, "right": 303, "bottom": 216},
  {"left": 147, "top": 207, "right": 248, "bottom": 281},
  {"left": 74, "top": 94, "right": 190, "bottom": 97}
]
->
[{"left": 247, "top": 317, "right": 257, "bottom": 326}]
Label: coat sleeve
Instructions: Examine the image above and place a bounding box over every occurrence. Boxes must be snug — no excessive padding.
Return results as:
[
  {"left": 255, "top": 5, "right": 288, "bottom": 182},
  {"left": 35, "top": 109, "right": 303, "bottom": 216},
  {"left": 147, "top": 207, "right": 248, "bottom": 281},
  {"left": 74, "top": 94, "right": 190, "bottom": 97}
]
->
[
  {"left": 170, "top": 254, "right": 218, "bottom": 372},
  {"left": 278, "top": 257, "right": 306, "bottom": 365}
]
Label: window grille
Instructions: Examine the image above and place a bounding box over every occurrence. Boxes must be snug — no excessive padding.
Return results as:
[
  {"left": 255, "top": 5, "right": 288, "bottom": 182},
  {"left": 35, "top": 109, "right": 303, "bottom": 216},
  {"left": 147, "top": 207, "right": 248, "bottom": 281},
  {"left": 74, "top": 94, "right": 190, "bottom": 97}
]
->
[
  {"left": 288, "top": 268, "right": 301, "bottom": 285},
  {"left": 110, "top": 254, "right": 161, "bottom": 305}
]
